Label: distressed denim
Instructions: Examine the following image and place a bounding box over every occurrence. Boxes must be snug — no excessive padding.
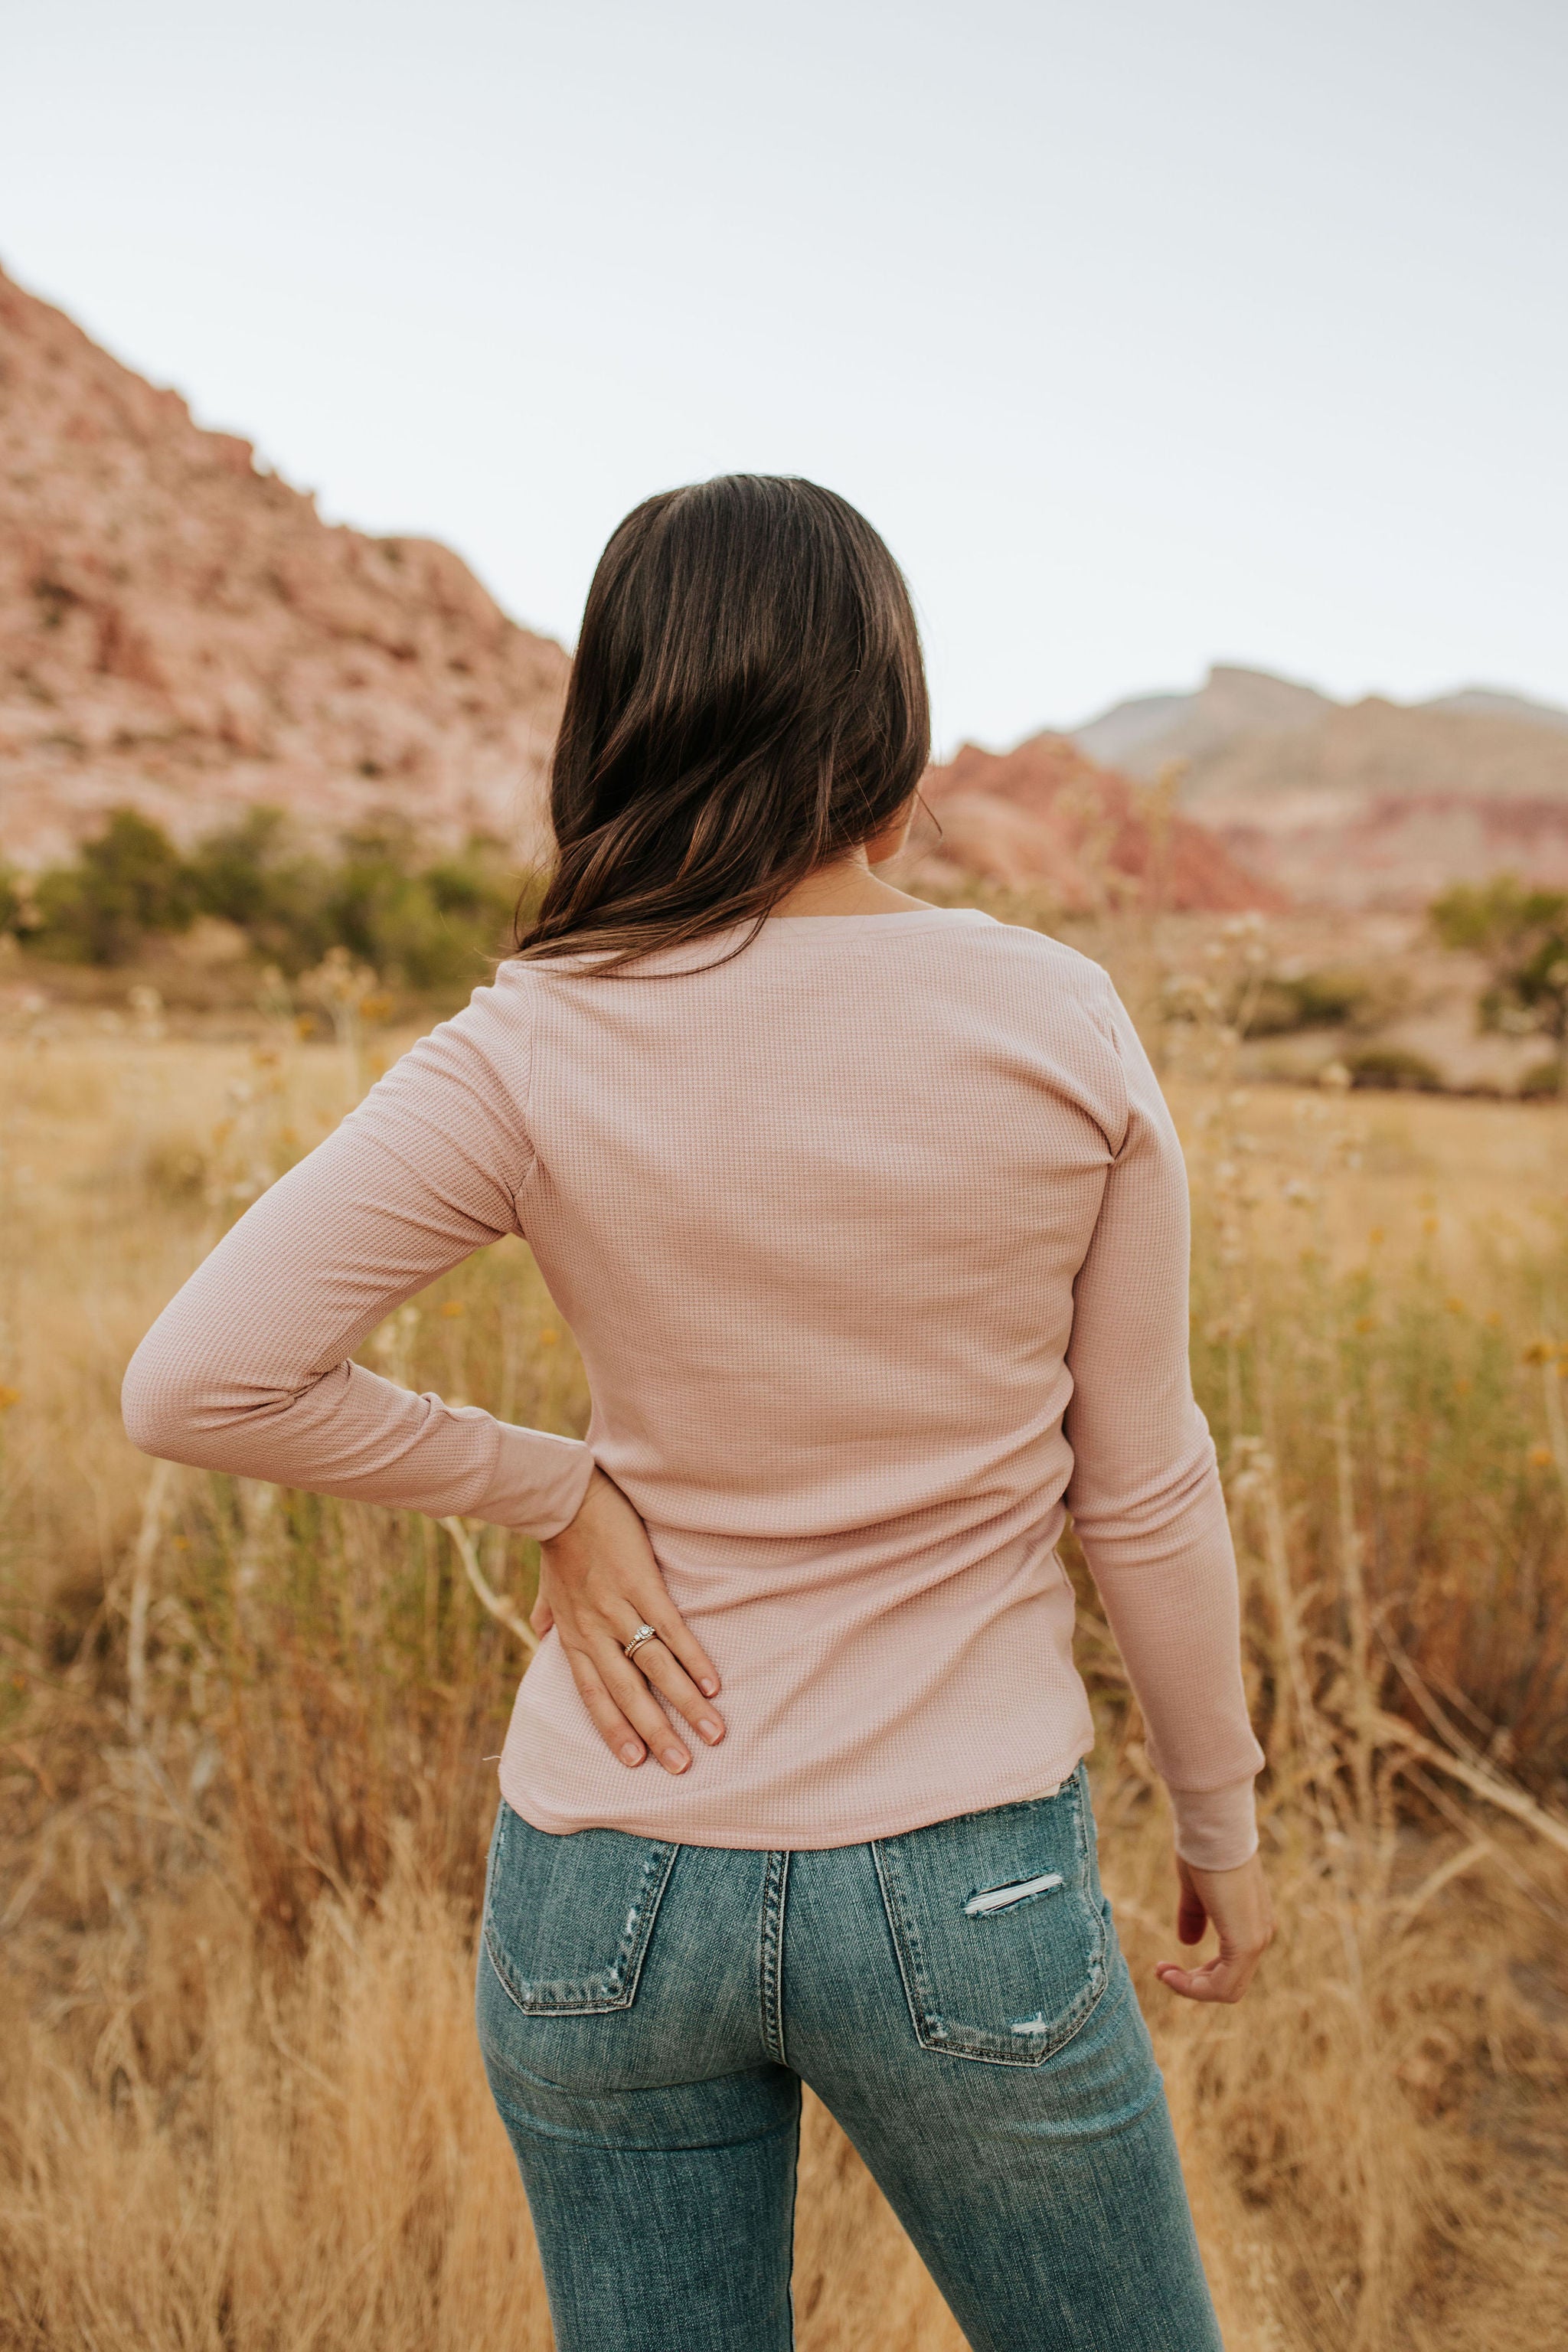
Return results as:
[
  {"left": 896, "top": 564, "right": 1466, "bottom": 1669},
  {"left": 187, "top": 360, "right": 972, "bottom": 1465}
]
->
[{"left": 476, "top": 1766, "right": 1223, "bottom": 2351}]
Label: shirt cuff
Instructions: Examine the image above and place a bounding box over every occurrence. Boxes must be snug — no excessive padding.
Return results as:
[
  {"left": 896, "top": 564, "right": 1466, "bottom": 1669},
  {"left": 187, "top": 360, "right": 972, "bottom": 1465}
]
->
[
  {"left": 473, "top": 1423, "right": 595, "bottom": 1540},
  {"left": 1167, "top": 1776, "right": 1259, "bottom": 1871}
]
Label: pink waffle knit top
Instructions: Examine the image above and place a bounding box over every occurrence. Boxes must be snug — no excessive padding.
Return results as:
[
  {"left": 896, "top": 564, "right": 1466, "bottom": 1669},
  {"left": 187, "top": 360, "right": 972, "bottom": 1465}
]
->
[{"left": 122, "top": 908, "right": 1263, "bottom": 1867}]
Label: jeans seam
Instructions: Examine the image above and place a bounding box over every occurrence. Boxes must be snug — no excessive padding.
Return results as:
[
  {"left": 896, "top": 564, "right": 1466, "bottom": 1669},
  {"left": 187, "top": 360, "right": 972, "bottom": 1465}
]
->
[
  {"left": 782, "top": 2088, "right": 802, "bottom": 2350},
  {"left": 870, "top": 1838, "right": 929, "bottom": 2050},
  {"left": 760, "top": 1849, "right": 790, "bottom": 2066}
]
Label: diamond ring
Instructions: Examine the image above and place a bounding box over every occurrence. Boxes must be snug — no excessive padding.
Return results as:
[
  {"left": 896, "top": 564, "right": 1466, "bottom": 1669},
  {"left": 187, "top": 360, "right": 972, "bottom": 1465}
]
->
[{"left": 624, "top": 1624, "right": 659, "bottom": 1663}]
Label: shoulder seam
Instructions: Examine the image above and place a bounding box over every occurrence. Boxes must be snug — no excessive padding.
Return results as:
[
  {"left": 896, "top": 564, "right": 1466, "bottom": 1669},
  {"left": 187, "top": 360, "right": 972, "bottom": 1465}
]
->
[{"left": 1078, "top": 966, "right": 1132, "bottom": 1153}]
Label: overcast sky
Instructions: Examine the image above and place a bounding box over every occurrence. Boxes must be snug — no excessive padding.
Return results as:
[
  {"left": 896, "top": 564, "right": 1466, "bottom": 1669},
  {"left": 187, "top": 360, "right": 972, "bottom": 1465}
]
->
[{"left": 4, "top": 0, "right": 1563, "bottom": 752}]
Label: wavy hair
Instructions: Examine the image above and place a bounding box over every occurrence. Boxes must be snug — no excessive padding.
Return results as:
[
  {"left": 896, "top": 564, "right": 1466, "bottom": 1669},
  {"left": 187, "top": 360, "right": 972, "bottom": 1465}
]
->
[{"left": 514, "top": 475, "right": 929, "bottom": 966}]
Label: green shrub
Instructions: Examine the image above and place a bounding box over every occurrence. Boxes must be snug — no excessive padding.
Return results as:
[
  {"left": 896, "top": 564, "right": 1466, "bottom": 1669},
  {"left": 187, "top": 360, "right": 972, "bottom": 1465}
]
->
[
  {"left": 27, "top": 809, "right": 197, "bottom": 964},
  {"left": 312, "top": 828, "right": 518, "bottom": 990},
  {"left": 1242, "top": 969, "right": 1371, "bottom": 1037},
  {"left": 1518, "top": 1055, "right": 1566, "bottom": 1101},
  {"left": 8, "top": 808, "right": 536, "bottom": 991},
  {"left": 185, "top": 808, "right": 335, "bottom": 971},
  {"left": 1432, "top": 876, "right": 1568, "bottom": 1058},
  {"left": 1343, "top": 1045, "right": 1445, "bottom": 1093}
]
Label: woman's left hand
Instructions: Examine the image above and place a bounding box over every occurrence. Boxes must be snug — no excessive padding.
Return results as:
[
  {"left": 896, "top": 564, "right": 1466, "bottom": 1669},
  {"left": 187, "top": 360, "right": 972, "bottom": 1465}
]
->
[
  {"left": 1155, "top": 1851, "right": 1275, "bottom": 2004},
  {"left": 532, "top": 1467, "right": 726, "bottom": 1775}
]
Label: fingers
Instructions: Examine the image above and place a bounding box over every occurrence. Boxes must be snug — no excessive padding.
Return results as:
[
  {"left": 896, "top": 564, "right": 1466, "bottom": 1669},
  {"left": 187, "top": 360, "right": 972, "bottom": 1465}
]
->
[
  {"left": 1155, "top": 1939, "right": 1270, "bottom": 2004},
  {"left": 603, "top": 1629, "right": 725, "bottom": 1764},
  {"left": 1161, "top": 1851, "right": 1273, "bottom": 2001},
  {"left": 534, "top": 1466, "right": 725, "bottom": 1769},
  {"left": 556, "top": 1629, "right": 725, "bottom": 1777},
  {"left": 629, "top": 1635, "right": 726, "bottom": 1746},
  {"left": 599, "top": 1650, "right": 699, "bottom": 1775},
  {"left": 1176, "top": 1884, "right": 1209, "bottom": 1946},
  {"left": 1161, "top": 1929, "right": 1269, "bottom": 2004},
  {"left": 561, "top": 1645, "right": 690, "bottom": 1774},
  {"left": 567, "top": 1663, "right": 650, "bottom": 1770},
  {"left": 648, "top": 1606, "right": 721, "bottom": 1701}
]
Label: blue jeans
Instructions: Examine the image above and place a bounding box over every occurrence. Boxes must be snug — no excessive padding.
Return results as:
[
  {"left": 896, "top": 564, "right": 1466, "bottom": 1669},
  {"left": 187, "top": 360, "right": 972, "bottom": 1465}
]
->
[{"left": 476, "top": 1767, "right": 1223, "bottom": 2351}]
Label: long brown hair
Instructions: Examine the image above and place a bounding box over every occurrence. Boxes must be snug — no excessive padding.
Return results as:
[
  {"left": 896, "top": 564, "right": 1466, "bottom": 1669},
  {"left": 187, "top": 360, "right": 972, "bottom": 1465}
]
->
[{"left": 514, "top": 475, "right": 929, "bottom": 966}]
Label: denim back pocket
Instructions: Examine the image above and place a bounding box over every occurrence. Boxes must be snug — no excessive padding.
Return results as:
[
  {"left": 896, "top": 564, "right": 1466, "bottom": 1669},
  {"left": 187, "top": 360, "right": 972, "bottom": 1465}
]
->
[
  {"left": 482, "top": 1801, "right": 678, "bottom": 2017},
  {"left": 871, "top": 1772, "right": 1109, "bottom": 2066}
]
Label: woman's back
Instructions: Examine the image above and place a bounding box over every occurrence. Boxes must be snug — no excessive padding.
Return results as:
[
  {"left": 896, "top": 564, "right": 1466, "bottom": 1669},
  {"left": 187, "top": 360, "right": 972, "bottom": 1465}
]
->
[
  {"left": 527, "top": 909, "right": 1104, "bottom": 1536},
  {"left": 123, "top": 902, "right": 1261, "bottom": 1860}
]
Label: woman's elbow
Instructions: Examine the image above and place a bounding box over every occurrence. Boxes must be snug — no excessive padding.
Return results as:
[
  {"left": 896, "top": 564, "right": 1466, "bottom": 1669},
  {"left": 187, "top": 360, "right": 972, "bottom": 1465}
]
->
[
  {"left": 121, "top": 1334, "right": 220, "bottom": 1465},
  {"left": 122, "top": 1349, "right": 181, "bottom": 1460}
]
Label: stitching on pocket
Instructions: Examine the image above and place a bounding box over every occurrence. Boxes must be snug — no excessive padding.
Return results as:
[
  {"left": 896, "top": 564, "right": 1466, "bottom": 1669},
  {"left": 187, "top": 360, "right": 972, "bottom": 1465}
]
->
[{"left": 482, "top": 1827, "right": 680, "bottom": 2017}]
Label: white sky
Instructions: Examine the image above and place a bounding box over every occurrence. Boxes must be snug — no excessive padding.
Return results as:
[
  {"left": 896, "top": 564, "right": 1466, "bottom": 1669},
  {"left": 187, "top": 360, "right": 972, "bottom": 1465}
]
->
[{"left": 3, "top": 0, "right": 1564, "bottom": 753}]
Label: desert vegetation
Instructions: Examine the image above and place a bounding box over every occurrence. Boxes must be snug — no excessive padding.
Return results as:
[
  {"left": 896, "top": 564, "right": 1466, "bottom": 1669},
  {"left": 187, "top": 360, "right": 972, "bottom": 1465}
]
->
[
  {"left": 1431, "top": 878, "right": 1568, "bottom": 1099},
  {"left": 1, "top": 807, "right": 531, "bottom": 997},
  {"left": 2, "top": 936, "right": 1567, "bottom": 2352}
]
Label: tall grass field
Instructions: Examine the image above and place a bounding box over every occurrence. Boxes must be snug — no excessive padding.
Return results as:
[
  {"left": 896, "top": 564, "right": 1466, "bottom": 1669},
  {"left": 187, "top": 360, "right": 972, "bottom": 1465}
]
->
[{"left": 2, "top": 955, "right": 1566, "bottom": 2350}]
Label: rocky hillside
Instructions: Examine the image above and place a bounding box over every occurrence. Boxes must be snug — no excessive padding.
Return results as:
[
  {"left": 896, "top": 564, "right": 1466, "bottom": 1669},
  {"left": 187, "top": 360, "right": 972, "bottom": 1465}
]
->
[
  {"left": 1074, "top": 666, "right": 1568, "bottom": 908},
  {"left": 0, "top": 265, "right": 567, "bottom": 871},
  {"left": 14, "top": 258, "right": 1563, "bottom": 923},
  {"left": 915, "top": 733, "right": 1282, "bottom": 914}
]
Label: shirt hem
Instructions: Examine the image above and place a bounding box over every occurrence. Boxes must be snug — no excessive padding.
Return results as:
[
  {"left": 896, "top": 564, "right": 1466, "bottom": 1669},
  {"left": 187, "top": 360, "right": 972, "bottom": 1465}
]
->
[{"left": 496, "top": 1743, "right": 1096, "bottom": 1852}]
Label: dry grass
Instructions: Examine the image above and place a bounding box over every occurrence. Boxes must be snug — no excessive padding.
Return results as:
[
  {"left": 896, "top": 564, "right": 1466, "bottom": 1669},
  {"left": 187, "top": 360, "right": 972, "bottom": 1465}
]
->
[{"left": 3, "top": 989, "right": 1568, "bottom": 2351}]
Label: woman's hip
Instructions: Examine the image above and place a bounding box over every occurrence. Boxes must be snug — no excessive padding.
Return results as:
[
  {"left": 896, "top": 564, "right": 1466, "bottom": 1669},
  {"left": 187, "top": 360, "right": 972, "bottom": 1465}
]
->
[
  {"left": 475, "top": 1777, "right": 1214, "bottom": 2350},
  {"left": 475, "top": 1767, "right": 1159, "bottom": 2125}
]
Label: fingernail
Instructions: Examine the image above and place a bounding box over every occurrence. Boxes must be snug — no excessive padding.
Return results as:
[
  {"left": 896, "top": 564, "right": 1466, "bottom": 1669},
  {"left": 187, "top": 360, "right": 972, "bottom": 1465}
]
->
[
  {"left": 620, "top": 1742, "right": 644, "bottom": 1766},
  {"left": 700, "top": 1677, "right": 720, "bottom": 1698},
  {"left": 698, "top": 1718, "right": 724, "bottom": 1743},
  {"left": 663, "top": 1747, "right": 688, "bottom": 1772}
]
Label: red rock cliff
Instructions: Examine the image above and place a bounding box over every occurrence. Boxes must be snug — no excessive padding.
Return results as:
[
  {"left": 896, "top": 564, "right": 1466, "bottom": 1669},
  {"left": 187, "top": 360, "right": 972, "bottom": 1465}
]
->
[
  {"left": 918, "top": 734, "right": 1285, "bottom": 913},
  {"left": 0, "top": 264, "right": 567, "bottom": 868}
]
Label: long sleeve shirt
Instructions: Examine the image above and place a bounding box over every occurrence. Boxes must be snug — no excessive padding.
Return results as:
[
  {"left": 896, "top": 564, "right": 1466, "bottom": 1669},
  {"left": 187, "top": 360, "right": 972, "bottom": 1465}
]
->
[{"left": 122, "top": 906, "right": 1264, "bottom": 1866}]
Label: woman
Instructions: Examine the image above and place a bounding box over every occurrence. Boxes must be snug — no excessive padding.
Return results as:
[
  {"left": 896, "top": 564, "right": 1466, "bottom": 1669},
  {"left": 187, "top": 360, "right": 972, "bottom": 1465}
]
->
[{"left": 124, "top": 475, "right": 1271, "bottom": 2352}]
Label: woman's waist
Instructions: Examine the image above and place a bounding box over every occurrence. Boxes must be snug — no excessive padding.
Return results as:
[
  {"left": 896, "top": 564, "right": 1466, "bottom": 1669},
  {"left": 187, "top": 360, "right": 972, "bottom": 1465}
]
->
[
  {"left": 584, "top": 1414, "right": 1076, "bottom": 1572},
  {"left": 612, "top": 1475, "right": 1075, "bottom": 1628},
  {"left": 504, "top": 1569, "right": 1093, "bottom": 1852}
]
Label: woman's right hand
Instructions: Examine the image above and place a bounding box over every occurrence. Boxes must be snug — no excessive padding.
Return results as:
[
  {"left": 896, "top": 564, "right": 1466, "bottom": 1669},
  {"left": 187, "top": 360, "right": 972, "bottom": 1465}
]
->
[
  {"left": 1155, "top": 1851, "right": 1275, "bottom": 2004},
  {"left": 532, "top": 1467, "right": 726, "bottom": 1775}
]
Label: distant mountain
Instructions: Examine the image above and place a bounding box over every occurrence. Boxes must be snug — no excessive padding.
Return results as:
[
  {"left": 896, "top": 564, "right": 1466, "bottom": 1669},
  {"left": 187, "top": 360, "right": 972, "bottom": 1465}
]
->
[
  {"left": 913, "top": 733, "right": 1282, "bottom": 915},
  {"left": 1423, "top": 687, "right": 1568, "bottom": 735},
  {"left": 1074, "top": 665, "right": 1333, "bottom": 779},
  {"left": 1070, "top": 665, "right": 1568, "bottom": 907},
  {"left": 0, "top": 263, "right": 568, "bottom": 871},
  {"left": 1073, "top": 665, "right": 1568, "bottom": 794}
]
